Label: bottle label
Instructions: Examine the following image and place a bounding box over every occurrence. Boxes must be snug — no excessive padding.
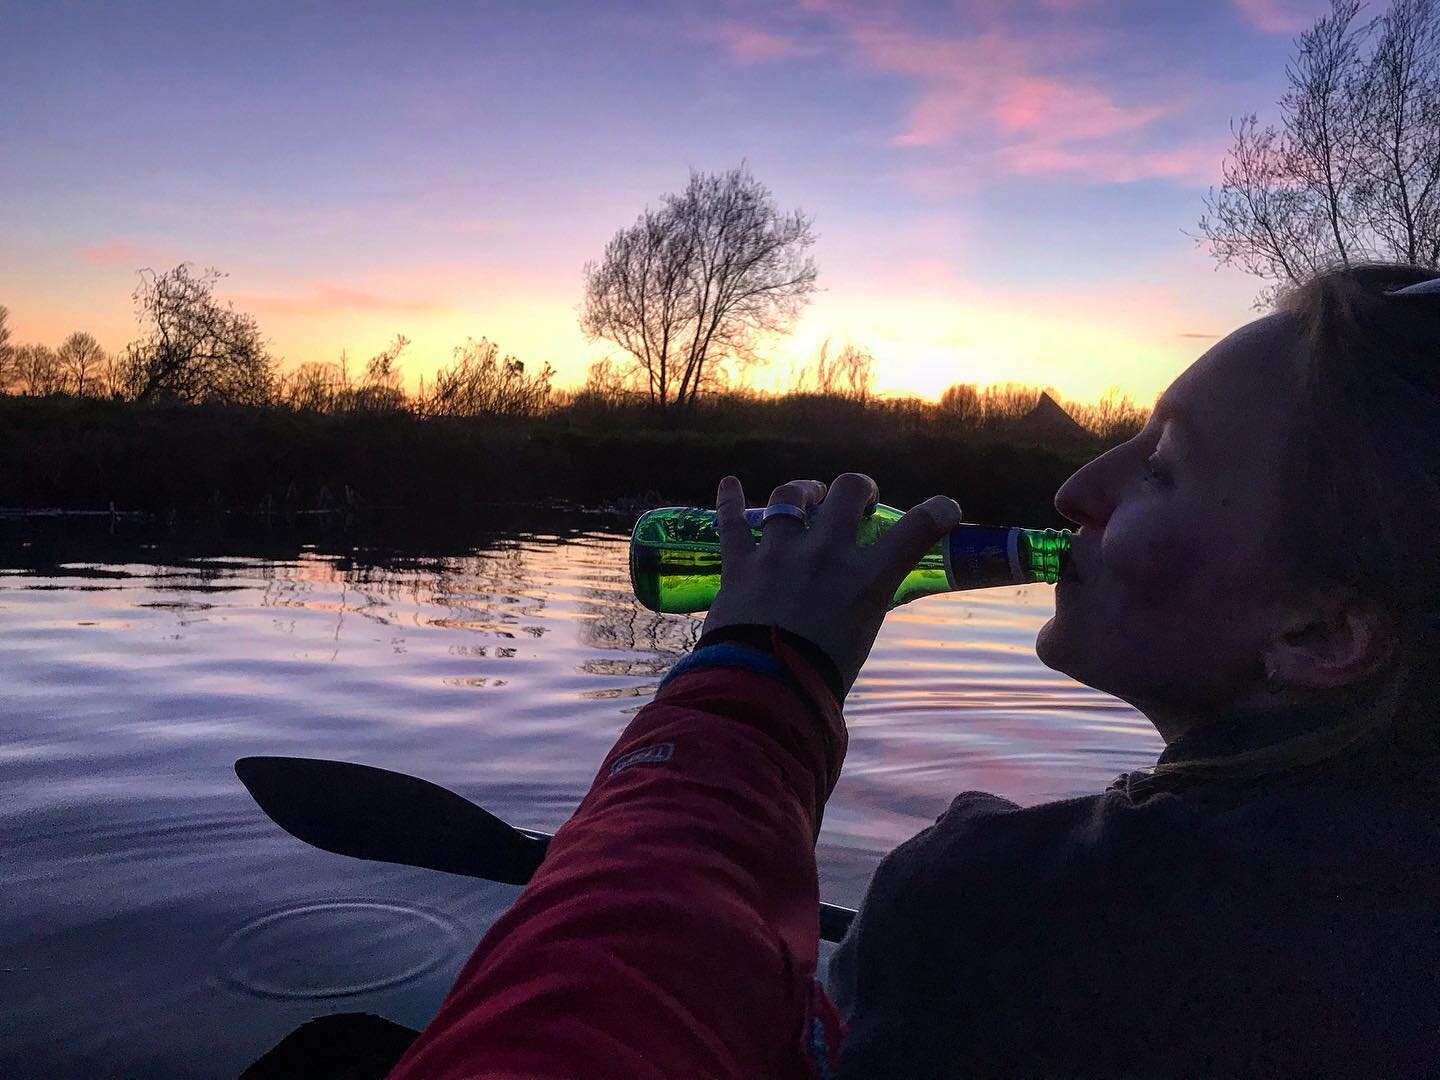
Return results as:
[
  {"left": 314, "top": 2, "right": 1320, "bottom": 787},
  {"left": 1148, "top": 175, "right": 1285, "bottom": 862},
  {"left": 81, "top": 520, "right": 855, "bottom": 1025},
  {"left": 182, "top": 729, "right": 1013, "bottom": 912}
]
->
[{"left": 943, "top": 525, "right": 1021, "bottom": 589}]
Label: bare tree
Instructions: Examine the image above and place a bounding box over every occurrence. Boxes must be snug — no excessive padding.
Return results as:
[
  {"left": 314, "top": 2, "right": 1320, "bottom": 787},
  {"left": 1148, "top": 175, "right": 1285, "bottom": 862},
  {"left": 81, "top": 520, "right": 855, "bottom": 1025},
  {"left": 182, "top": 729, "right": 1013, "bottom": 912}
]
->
[
  {"left": 56, "top": 331, "right": 106, "bottom": 396},
  {"left": 938, "top": 383, "right": 983, "bottom": 428},
  {"left": 581, "top": 164, "right": 819, "bottom": 415},
  {"left": 0, "top": 306, "right": 13, "bottom": 393},
  {"left": 123, "top": 264, "right": 275, "bottom": 404},
  {"left": 1353, "top": 0, "right": 1440, "bottom": 264},
  {"left": 14, "top": 344, "right": 64, "bottom": 396},
  {"left": 790, "top": 337, "right": 832, "bottom": 395},
  {"left": 578, "top": 356, "right": 642, "bottom": 406},
  {"left": 98, "top": 349, "right": 128, "bottom": 399},
  {"left": 793, "top": 337, "right": 875, "bottom": 403},
  {"left": 280, "top": 361, "right": 348, "bottom": 413},
  {"left": 834, "top": 343, "right": 875, "bottom": 404},
  {"left": 421, "top": 337, "right": 556, "bottom": 419},
  {"left": 364, "top": 335, "right": 407, "bottom": 393},
  {"left": 1065, "top": 387, "right": 1151, "bottom": 442},
  {"left": 1197, "top": 0, "right": 1440, "bottom": 305},
  {"left": 338, "top": 335, "right": 409, "bottom": 413}
]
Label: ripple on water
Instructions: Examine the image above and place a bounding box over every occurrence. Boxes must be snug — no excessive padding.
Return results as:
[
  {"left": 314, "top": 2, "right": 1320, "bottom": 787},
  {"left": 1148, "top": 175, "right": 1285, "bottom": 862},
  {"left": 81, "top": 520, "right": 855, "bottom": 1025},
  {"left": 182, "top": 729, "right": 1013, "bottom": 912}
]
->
[{"left": 217, "top": 899, "right": 463, "bottom": 1000}]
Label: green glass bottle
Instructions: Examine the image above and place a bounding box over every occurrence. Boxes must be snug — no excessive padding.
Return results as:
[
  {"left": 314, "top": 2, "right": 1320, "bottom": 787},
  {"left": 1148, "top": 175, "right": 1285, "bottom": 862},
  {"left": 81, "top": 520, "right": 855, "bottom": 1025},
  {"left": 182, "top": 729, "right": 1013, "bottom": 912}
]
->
[{"left": 630, "top": 503, "right": 1071, "bottom": 614}]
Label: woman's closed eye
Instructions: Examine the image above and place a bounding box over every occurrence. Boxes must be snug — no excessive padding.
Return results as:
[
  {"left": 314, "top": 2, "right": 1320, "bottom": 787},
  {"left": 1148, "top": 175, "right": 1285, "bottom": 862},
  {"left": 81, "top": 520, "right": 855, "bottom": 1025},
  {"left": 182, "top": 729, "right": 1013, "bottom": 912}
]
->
[{"left": 1142, "top": 452, "right": 1173, "bottom": 486}]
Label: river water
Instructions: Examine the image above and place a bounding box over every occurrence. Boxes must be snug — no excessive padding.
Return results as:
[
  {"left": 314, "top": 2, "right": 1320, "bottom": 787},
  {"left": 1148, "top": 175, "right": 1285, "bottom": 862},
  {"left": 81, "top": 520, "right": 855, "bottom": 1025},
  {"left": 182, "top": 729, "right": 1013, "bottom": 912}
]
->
[{"left": 2, "top": 509, "right": 1161, "bottom": 1077}]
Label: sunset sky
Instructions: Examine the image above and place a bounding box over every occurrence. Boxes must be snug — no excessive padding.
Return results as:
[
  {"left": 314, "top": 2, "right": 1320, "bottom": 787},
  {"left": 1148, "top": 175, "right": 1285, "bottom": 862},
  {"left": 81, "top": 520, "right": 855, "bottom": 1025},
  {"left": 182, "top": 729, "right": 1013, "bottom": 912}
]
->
[{"left": 1, "top": 0, "right": 1331, "bottom": 405}]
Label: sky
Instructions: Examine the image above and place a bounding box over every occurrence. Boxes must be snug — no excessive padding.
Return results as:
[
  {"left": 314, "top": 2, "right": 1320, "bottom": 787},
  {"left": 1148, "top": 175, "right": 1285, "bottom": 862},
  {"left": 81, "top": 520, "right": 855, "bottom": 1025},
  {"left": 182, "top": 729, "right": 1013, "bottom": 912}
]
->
[{"left": 0, "top": 0, "right": 1334, "bottom": 405}]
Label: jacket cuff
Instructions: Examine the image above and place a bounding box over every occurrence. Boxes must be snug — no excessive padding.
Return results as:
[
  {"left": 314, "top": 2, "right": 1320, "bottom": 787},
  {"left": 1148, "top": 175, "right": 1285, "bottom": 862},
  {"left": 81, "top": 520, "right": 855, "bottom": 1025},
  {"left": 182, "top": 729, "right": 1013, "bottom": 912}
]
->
[
  {"left": 657, "top": 641, "right": 798, "bottom": 699},
  {"left": 691, "top": 624, "right": 846, "bottom": 705}
]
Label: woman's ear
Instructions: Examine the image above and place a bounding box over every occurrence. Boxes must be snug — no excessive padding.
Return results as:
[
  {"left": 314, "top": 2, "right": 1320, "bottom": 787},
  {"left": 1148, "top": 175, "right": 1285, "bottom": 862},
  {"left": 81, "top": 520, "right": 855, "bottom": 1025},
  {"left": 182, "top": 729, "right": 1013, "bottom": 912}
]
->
[{"left": 1269, "top": 590, "right": 1395, "bottom": 691}]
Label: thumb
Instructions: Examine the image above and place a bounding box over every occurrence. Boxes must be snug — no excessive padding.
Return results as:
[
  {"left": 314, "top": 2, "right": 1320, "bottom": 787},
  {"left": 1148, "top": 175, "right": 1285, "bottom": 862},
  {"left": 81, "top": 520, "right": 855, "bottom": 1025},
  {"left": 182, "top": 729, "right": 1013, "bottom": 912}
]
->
[{"left": 876, "top": 496, "right": 962, "bottom": 578}]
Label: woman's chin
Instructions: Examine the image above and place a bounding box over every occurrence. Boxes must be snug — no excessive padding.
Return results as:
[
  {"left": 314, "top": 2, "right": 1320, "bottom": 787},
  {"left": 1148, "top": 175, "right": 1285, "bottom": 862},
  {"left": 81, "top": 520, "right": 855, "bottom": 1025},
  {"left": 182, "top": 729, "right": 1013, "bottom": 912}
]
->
[
  {"left": 1034, "top": 615, "right": 1065, "bottom": 669},
  {"left": 1035, "top": 612, "right": 1088, "bottom": 682},
  {"left": 1037, "top": 617, "right": 1143, "bottom": 706}
]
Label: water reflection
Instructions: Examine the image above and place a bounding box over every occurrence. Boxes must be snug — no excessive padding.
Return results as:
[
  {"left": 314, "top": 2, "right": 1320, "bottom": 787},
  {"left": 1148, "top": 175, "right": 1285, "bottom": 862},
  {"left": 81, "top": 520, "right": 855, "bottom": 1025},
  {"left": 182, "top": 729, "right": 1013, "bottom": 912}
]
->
[{"left": 1, "top": 515, "right": 1157, "bottom": 1078}]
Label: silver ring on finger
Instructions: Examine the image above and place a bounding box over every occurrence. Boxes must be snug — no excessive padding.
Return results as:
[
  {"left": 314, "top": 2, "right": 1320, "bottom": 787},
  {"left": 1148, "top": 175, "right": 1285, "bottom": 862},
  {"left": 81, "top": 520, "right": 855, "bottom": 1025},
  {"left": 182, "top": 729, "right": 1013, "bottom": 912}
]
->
[{"left": 760, "top": 502, "right": 808, "bottom": 528}]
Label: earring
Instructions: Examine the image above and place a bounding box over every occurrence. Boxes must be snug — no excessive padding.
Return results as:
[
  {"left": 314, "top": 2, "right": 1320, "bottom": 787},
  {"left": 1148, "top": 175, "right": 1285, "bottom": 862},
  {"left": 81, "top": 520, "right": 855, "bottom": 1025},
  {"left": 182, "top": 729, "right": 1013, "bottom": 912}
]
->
[{"left": 1266, "top": 665, "right": 1284, "bottom": 695}]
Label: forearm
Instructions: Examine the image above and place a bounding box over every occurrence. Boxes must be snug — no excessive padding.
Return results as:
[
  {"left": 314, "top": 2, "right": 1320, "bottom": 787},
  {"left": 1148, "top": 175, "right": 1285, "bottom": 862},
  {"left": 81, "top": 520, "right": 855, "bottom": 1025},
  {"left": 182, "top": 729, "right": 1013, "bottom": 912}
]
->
[{"left": 388, "top": 628, "right": 848, "bottom": 1080}]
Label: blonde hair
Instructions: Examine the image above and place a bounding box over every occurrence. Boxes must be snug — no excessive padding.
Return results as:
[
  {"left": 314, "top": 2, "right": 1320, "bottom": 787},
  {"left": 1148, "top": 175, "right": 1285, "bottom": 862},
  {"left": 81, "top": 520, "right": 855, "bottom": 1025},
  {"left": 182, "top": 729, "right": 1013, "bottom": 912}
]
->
[{"left": 1148, "top": 264, "right": 1440, "bottom": 791}]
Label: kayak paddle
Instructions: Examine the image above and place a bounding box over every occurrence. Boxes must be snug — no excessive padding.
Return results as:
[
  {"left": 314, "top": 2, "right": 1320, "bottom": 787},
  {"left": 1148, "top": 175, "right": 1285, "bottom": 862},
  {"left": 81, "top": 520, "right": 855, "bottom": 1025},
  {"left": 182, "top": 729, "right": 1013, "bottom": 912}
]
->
[
  {"left": 235, "top": 755, "right": 547, "bottom": 886},
  {"left": 235, "top": 755, "right": 857, "bottom": 941}
]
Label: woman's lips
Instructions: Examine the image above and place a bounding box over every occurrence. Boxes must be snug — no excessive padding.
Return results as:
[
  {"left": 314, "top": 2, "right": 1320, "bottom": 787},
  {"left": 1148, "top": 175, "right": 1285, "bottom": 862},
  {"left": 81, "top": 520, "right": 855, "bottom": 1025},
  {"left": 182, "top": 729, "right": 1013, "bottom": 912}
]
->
[{"left": 1060, "top": 540, "right": 1088, "bottom": 584}]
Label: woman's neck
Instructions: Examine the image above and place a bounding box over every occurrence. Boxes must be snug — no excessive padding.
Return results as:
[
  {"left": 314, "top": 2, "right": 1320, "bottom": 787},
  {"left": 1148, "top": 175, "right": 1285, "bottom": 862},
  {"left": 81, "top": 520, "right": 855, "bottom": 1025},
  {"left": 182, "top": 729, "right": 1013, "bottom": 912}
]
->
[{"left": 1141, "top": 687, "right": 1328, "bottom": 746}]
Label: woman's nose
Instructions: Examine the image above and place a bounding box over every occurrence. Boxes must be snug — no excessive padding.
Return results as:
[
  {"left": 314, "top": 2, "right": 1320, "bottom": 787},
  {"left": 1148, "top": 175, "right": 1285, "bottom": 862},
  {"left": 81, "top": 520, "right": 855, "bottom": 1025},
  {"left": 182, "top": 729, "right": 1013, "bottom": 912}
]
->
[{"left": 1053, "top": 456, "right": 1114, "bottom": 530}]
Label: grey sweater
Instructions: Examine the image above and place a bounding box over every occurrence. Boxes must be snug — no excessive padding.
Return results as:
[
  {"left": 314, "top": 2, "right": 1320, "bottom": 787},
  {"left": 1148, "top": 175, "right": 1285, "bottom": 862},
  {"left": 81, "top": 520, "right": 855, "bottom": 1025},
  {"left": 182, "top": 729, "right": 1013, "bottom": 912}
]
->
[{"left": 827, "top": 709, "right": 1440, "bottom": 1078}]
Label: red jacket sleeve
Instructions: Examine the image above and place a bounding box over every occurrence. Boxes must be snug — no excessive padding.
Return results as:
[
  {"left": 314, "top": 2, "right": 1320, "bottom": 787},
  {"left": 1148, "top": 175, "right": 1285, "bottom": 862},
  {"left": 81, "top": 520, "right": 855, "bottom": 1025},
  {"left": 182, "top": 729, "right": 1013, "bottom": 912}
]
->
[{"left": 386, "top": 628, "right": 849, "bottom": 1080}]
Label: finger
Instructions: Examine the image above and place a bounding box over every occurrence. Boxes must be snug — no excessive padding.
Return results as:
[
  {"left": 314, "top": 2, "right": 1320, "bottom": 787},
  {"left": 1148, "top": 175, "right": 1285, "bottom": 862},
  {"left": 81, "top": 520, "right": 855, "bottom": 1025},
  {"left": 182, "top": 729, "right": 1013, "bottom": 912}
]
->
[
  {"left": 811, "top": 473, "right": 879, "bottom": 539},
  {"left": 759, "top": 478, "right": 827, "bottom": 542},
  {"left": 770, "top": 478, "right": 827, "bottom": 507},
  {"left": 715, "top": 475, "right": 752, "bottom": 566},
  {"left": 873, "top": 495, "right": 962, "bottom": 583}
]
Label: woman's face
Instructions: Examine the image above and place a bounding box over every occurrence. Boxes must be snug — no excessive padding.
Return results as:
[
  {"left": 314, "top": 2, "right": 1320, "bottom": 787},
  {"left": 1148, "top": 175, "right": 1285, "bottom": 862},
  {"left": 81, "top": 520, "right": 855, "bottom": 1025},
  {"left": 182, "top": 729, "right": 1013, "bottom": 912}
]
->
[{"left": 1036, "top": 314, "right": 1307, "bottom": 739}]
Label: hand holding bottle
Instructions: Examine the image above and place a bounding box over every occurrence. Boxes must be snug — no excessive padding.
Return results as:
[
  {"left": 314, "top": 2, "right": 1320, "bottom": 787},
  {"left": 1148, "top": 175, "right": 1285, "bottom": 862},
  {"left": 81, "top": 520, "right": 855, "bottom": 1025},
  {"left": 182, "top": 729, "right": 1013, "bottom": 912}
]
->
[{"left": 701, "top": 473, "right": 963, "bottom": 697}]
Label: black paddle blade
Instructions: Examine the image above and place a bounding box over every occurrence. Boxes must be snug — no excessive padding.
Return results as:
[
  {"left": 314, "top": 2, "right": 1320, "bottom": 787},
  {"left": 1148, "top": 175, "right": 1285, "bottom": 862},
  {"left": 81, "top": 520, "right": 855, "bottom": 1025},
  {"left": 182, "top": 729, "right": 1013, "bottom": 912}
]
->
[{"left": 235, "top": 756, "right": 547, "bottom": 886}]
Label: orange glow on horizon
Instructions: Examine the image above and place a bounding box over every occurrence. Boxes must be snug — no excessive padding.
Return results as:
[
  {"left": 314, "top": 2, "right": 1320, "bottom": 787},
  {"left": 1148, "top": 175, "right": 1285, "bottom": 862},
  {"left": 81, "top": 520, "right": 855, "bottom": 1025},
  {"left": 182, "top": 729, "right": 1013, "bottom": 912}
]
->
[{"left": 5, "top": 254, "right": 1249, "bottom": 412}]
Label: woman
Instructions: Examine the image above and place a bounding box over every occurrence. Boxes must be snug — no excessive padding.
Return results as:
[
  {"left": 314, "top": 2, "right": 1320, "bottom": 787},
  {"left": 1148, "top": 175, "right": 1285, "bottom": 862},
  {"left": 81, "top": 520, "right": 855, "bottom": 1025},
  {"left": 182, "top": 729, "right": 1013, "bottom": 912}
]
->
[
  {"left": 828, "top": 264, "right": 1440, "bottom": 1077},
  {"left": 389, "top": 264, "right": 1439, "bottom": 1078}
]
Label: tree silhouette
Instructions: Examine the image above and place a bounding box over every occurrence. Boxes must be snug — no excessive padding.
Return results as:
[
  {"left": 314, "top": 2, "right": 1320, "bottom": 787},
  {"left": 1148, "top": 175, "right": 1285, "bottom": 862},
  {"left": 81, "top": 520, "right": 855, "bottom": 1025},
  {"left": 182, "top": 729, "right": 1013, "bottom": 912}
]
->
[
  {"left": 98, "top": 349, "right": 128, "bottom": 399},
  {"left": 0, "top": 306, "right": 14, "bottom": 392},
  {"left": 280, "top": 361, "right": 348, "bottom": 413},
  {"left": 791, "top": 339, "right": 876, "bottom": 404},
  {"left": 56, "top": 331, "right": 106, "bottom": 397},
  {"left": 123, "top": 264, "right": 275, "bottom": 404},
  {"left": 575, "top": 357, "right": 641, "bottom": 408},
  {"left": 14, "top": 344, "right": 63, "bottom": 396},
  {"left": 581, "top": 164, "right": 818, "bottom": 415},
  {"left": 1197, "top": 0, "right": 1440, "bottom": 306},
  {"left": 421, "top": 337, "right": 556, "bottom": 419},
  {"left": 343, "top": 335, "right": 409, "bottom": 414},
  {"left": 1064, "top": 387, "right": 1150, "bottom": 442},
  {"left": 938, "top": 383, "right": 983, "bottom": 429}
]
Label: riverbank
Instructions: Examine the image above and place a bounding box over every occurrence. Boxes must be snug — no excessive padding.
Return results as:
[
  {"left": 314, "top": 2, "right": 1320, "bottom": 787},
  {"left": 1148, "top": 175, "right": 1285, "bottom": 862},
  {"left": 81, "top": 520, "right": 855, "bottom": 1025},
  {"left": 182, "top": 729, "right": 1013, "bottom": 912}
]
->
[{"left": 0, "top": 394, "right": 1097, "bottom": 528}]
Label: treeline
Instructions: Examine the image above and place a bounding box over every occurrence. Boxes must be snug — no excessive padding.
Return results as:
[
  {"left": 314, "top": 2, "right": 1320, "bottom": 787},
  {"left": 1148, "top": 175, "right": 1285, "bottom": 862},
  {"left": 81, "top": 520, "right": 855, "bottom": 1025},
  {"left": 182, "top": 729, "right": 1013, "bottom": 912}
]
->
[
  {"left": 0, "top": 267, "right": 559, "bottom": 420},
  {"left": 0, "top": 393, "right": 1097, "bottom": 527},
  {"left": 0, "top": 263, "right": 1153, "bottom": 522},
  {"left": 0, "top": 265, "right": 1149, "bottom": 444},
  {"left": 561, "top": 367, "right": 1148, "bottom": 445}
]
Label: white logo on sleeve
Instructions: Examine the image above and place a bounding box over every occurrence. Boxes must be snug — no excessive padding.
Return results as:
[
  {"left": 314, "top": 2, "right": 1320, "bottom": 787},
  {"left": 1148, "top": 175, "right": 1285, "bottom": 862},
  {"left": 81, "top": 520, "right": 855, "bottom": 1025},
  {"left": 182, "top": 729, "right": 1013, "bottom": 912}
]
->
[{"left": 608, "top": 742, "right": 675, "bottom": 777}]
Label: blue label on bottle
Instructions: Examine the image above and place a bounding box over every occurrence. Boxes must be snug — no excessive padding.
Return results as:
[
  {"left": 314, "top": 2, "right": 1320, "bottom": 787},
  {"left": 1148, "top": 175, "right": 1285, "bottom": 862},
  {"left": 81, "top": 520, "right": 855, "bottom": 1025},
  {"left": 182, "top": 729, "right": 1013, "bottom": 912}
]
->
[{"left": 945, "top": 525, "right": 1015, "bottom": 588}]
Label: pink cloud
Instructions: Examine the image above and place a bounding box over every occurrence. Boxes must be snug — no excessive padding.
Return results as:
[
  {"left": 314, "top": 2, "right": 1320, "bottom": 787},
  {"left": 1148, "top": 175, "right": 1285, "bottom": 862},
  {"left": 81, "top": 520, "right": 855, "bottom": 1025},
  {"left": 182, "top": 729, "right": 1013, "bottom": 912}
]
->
[
  {"left": 995, "top": 77, "right": 1165, "bottom": 141},
  {"left": 802, "top": 10, "right": 1225, "bottom": 186},
  {"left": 994, "top": 137, "right": 1228, "bottom": 184},
  {"left": 238, "top": 282, "right": 448, "bottom": 316},
  {"left": 704, "top": 20, "right": 810, "bottom": 63},
  {"left": 892, "top": 128, "right": 1229, "bottom": 193},
  {"left": 840, "top": 21, "right": 1134, "bottom": 150},
  {"left": 78, "top": 241, "right": 146, "bottom": 267},
  {"left": 1232, "top": 0, "right": 1319, "bottom": 33},
  {"left": 849, "top": 25, "right": 1043, "bottom": 147}
]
